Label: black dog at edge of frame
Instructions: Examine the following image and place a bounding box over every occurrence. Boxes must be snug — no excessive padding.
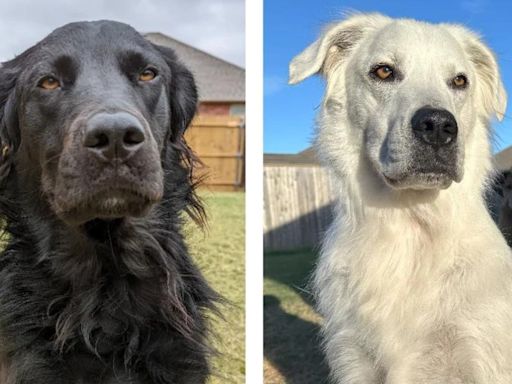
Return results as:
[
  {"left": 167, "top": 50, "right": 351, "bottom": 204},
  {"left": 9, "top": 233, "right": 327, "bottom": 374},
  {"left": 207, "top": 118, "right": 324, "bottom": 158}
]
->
[{"left": 0, "top": 20, "right": 220, "bottom": 384}]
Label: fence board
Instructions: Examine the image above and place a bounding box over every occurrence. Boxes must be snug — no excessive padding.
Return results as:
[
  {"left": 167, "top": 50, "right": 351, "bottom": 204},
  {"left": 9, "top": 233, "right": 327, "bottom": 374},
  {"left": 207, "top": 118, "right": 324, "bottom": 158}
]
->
[
  {"left": 185, "top": 115, "right": 245, "bottom": 190},
  {"left": 264, "top": 165, "right": 337, "bottom": 252}
]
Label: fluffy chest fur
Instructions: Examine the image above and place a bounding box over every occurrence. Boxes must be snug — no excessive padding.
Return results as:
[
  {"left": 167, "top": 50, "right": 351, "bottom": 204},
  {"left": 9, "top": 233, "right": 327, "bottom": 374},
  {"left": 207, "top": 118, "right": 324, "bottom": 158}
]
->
[
  {"left": 0, "top": 200, "right": 216, "bottom": 384},
  {"left": 315, "top": 199, "right": 512, "bottom": 380}
]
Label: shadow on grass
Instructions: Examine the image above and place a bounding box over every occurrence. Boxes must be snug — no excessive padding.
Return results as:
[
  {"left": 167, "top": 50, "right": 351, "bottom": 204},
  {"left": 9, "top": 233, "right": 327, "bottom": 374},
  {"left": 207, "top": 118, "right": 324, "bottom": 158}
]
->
[
  {"left": 264, "top": 295, "right": 329, "bottom": 384},
  {"left": 264, "top": 249, "right": 329, "bottom": 383}
]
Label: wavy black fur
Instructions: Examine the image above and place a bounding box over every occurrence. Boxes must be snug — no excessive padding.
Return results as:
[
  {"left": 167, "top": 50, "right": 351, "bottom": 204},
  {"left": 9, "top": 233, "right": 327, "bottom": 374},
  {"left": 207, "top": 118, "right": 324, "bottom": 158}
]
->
[{"left": 0, "top": 20, "right": 219, "bottom": 384}]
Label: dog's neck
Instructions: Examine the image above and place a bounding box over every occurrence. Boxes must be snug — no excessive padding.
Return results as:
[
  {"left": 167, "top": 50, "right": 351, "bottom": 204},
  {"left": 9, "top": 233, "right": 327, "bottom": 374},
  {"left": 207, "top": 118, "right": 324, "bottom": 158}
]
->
[
  {"left": 26, "top": 204, "right": 183, "bottom": 333},
  {"left": 332, "top": 165, "right": 493, "bottom": 246},
  {"left": 1, "top": 175, "right": 216, "bottom": 364}
]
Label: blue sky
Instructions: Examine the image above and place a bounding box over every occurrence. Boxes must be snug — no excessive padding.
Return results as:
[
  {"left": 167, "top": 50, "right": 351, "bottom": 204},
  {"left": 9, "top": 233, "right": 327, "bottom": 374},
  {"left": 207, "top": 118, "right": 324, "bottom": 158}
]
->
[{"left": 264, "top": 0, "right": 512, "bottom": 154}]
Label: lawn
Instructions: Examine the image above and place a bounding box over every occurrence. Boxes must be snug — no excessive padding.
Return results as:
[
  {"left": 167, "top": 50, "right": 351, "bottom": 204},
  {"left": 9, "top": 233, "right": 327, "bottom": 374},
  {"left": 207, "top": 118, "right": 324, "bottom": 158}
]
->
[
  {"left": 264, "top": 249, "right": 329, "bottom": 384},
  {"left": 186, "top": 191, "right": 245, "bottom": 384}
]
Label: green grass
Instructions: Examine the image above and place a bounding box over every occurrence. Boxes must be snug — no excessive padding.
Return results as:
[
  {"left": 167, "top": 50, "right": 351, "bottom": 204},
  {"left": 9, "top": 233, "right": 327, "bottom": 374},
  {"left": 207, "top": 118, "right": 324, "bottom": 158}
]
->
[
  {"left": 264, "top": 249, "right": 329, "bottom": 384},
  {"left": 185, "top": 191, "right": 245, "bottom": 384}
]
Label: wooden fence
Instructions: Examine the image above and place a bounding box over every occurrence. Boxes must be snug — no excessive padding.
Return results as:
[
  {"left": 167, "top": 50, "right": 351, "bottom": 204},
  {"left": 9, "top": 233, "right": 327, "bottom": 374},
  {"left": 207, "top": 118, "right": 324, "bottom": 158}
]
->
[
  {"left": 185, "top": 115, "right": 245, "bottom": 191},
  {"left": 264, "top": 165, "right": 337, "bottom": 252}
]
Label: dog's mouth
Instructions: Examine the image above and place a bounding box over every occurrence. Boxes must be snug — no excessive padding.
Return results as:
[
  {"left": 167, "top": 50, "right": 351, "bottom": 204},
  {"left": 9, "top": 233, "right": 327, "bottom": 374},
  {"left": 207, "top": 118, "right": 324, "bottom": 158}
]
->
[
  {"left": 377, "top": 146, "right": 463, "bottom": 191},
  {"left": 382, "top": 165, "right": 462, "bottom": 191},
  {"left": 383, "top": 172, "right": 453, "bottom": 190},
  {"left": 89, "top": 188, "right": 161, "bottom": 217},
  {"left": 55, "top": 186, "right": 163, "bottom": 226}
]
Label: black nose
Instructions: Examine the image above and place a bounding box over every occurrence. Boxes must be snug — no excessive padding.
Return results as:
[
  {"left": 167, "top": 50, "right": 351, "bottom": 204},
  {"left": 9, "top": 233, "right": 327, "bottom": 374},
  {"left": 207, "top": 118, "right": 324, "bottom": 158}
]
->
[
  {"left": 83, "top": 112, "right": 145, "bottom": 161},
  {"left": 411, "top": 107, "right": 458, "bottom": 148}
]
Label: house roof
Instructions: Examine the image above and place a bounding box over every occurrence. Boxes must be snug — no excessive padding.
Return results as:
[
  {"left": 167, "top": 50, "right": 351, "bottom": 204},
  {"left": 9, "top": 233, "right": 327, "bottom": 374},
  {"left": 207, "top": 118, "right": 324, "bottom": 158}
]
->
[
  {"left": 144, "top": 32, "right": 245, "bottom": 103},
  {"left": 264, "top": 147, "right": 320, "bottom": 166},
  {"left": 495, "top": 146, "right": 512, "bottom": 171}
]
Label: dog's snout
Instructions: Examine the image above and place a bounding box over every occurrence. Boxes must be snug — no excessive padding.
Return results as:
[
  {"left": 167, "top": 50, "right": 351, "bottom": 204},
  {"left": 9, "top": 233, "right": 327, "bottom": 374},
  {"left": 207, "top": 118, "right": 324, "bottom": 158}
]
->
[
  {"left": 411, "top": 107, "right": 458, "bottom": 148},
  {"left": 83, "top": 112, "right": 145, "bottom": 161}
]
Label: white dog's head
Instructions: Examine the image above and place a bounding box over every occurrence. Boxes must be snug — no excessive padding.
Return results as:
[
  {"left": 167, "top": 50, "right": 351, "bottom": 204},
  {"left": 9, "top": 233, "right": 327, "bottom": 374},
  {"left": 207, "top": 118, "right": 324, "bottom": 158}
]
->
[{"left": 290, "top": 13, "right": 506, "bottom": 192}]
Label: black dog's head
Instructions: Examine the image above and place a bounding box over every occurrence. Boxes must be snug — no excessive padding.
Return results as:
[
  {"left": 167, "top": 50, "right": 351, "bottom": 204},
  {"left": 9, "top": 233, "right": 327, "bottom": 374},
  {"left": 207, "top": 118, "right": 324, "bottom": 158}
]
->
[{"left": 0, "top": 20, "right": 197, "bottom": 226}]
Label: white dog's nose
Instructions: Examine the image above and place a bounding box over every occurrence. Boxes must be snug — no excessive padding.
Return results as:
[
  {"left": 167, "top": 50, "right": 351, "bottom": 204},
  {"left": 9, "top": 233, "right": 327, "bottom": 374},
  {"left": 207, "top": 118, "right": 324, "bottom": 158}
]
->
[{"left": 411, "top": 107, "right": 458, "bottom": 148}]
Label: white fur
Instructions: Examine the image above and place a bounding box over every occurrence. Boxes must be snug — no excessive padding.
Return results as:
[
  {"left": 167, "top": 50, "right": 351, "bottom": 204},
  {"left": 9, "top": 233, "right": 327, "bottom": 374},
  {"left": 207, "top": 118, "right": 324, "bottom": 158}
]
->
[{"left": 290, "top": 13, "right": 512, "bottom": 383}]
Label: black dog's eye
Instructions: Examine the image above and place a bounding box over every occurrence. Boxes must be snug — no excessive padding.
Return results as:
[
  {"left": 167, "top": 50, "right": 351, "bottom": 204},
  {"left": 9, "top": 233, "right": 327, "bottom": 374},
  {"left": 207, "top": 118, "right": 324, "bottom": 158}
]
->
[
  {"left": 139, "top": 68, "right": 157, "bottom": 82},
  {"left": 370, "top": 64, "right": 395, "bottom": 81},
  {"left": 451, "top": 74, "right": 468, "bottom": 89},
  {"left": 38, "top": 76, "right": 61, "bottom": 90}
]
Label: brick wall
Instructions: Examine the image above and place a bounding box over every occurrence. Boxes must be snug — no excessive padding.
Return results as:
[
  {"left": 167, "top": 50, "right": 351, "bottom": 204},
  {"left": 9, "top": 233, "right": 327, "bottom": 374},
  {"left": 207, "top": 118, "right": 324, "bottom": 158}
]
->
[
  {"left": 198, "top": 102, "right": 231, "bottom": 115},
  {"left": 198, "top": 102, "right": 245, "bottom": 116}
]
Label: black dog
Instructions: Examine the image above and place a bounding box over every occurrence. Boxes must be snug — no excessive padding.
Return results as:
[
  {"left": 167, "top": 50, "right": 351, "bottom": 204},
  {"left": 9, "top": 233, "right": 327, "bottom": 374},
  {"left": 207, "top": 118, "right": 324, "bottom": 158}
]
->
[{"left": 0, "top": 20, "right": 218, "bottom": 383}]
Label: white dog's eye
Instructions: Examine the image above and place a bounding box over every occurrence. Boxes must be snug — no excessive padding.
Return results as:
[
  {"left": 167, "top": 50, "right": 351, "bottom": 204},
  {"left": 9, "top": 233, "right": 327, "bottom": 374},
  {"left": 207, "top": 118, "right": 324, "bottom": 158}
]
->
[
  {"left": 371, "top": 64, "right": 395, "bottom": 81},
  {"left": 451, "top": 74, "right": 468, "bottom": 89}
]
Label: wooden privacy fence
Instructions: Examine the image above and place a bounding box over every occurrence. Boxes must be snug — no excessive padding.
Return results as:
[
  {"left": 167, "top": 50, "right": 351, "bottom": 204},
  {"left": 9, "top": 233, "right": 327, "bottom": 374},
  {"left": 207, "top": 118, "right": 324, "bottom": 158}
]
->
[
  {"left": 264, "top": 165, "right": 337, "bottom": 252},
  {"left": 185, "top": 115, "right": 245, "bottom": 191}
]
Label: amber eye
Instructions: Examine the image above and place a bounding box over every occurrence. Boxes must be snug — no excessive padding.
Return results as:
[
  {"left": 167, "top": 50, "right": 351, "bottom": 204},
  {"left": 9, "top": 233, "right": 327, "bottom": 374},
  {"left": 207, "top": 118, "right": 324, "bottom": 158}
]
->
[
  {"left": 452, "top": 74, "right": 468, "bottom": 89},
  {"left": 139, "top": 68, "right": 157, "bottom": 82},
  {"left": 38, "top": 76, "right": 61, "bottom": 90},
  {"left": 372, "top": 65, "right": 394, "bottom": 81}
]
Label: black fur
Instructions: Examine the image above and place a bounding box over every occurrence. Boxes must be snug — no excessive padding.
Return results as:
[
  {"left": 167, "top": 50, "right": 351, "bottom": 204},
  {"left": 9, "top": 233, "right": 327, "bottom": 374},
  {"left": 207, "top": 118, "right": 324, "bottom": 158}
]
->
[{"left": 0, "top": 20, "right": 218, "bottom": 384}]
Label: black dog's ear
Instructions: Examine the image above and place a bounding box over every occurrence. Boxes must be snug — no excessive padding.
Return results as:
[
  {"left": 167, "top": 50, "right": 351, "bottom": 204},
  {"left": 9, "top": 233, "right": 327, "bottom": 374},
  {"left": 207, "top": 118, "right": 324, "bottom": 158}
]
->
[
  {"left": 151, "top": 44, "right": 198, "bottom": 142},
  {"left": 0, "top": 64, "right": 20, "bottom": 184},
  {"left": 150, "top": 43, "right": 205, "bottom": 226}
]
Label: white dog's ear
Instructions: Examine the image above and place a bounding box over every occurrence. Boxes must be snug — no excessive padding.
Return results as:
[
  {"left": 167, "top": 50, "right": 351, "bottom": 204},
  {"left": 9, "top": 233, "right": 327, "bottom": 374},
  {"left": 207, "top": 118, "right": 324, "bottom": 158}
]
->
[
  {"left": 445, "top": 25, "right": 507, "bottom": 121},
  {"left": 289, "top": 13, "right": 390, "bottom": 84}
]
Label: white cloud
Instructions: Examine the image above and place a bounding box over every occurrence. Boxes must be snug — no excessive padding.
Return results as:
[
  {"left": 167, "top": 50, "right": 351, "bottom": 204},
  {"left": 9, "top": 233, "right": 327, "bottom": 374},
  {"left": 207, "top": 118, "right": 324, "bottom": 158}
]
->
[
  {"left": 460, "top": 0, "right": 487, "bottom": 14},
  {"left": 264, "top": 75, "right": 287, "bottom": 96},
  {"left": 0, "top": 0, "right": 245, "bottom": 67}
]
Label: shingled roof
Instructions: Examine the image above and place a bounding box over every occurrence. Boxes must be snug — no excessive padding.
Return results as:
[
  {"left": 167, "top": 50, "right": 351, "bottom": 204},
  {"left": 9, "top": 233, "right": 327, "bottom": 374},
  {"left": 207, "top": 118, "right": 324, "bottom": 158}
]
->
[
  {"left": 264, "top": 148, "right": 320, "bottom": 166},
  {"left": 144, "top": 32, "right": 245, "bottom": 103},
  {"left": 495, "top": 146, "right": 512, "bottom": 171}
]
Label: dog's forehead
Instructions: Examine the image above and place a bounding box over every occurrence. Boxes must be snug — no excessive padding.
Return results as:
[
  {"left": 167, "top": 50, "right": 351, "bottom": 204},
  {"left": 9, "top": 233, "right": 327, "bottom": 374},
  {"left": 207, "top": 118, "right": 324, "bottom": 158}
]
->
[
  {"left": 363, "top": 20, "right": 467, "bottom": 64},
  {"left": 16, "top": 20, "right": 169, "bottom": 76},
  {"left": 40, "top": 20, "right": 150, "bottom": 53}
]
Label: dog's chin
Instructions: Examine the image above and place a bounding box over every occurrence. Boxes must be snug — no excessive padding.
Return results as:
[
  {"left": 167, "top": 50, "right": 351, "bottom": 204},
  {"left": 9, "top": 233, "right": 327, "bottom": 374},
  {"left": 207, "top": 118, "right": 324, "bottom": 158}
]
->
[
  {"left": 382, "top": 171, "right": 460, "bottom": 191},
  {"left": 54, "top": 188, "right": 163, "bottom": 226}
]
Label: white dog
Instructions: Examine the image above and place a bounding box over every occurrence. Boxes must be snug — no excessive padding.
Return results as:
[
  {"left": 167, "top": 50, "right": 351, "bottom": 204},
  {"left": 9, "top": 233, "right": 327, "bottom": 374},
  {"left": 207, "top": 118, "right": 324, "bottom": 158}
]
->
[{"left": 290, "top": 13, "right": 512, "bottom": 383}]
